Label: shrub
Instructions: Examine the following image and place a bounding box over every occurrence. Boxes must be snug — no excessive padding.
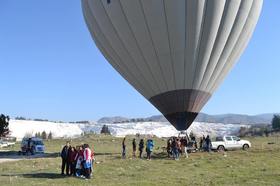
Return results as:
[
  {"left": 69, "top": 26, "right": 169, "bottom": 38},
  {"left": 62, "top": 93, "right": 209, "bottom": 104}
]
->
[{"left": 100, "top": 125, "right": 111, "bottom": 135}]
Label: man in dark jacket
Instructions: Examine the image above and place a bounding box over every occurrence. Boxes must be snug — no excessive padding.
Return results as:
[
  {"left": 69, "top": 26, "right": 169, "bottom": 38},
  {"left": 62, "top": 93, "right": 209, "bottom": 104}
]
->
[
  {"left": 27, "top": 138, "right": 33, "bottom": 155},
  {"left": 61, "top": 141, "right": 70, "bottom": 175},
  {"left": 138, "top": 139, "right": 144, "bottom": 158},
  {"left": 132, "top": 138, "right": 136, "bottom": 158},
  {"left": 205, "top": 135, "right": 212, "bottom": 152}
]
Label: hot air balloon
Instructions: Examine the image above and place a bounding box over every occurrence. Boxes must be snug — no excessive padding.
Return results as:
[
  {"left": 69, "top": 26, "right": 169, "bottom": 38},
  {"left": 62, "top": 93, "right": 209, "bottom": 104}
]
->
[{"left": 82, "top": 0, "right": 263, "bottom": 131}]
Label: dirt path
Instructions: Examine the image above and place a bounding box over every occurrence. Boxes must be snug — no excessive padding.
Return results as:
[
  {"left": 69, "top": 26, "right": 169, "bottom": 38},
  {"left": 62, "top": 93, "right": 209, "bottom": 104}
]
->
[
  {"left": 0, "top": 158, "right": 21, "bottom": 163},
  {"left": 0, "top": 150, "right": 55, "bottom": 164}
]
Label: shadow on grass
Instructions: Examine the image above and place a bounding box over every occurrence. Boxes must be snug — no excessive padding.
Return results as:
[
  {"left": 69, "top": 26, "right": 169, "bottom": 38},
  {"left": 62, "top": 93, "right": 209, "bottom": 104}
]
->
[
  {"left": 151, "top": 152, "right": 169, "bottom": 159},
  {"left": 111, "top": 151, "right": 170, "bottom": 160},
  {"left": 95, "top": 152, "right": 120, "bottom": 156},
  {"left": 1, "top": 173, "right": 65, "bottom": 179}
]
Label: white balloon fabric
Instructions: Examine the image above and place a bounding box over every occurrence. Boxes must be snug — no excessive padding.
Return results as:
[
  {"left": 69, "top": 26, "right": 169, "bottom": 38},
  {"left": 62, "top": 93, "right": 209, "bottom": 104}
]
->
[{"left": 82, "top": 0, "right": 263, "bottom": 130}]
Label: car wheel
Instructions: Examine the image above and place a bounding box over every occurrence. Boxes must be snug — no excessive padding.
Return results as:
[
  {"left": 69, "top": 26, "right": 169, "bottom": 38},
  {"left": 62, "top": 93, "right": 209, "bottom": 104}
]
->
[
  {"left": 243, "top": 144, "right": 249, "bottom": 150},
  {"left": 217, "top": 145, "right": 225, "bottom": 152}
]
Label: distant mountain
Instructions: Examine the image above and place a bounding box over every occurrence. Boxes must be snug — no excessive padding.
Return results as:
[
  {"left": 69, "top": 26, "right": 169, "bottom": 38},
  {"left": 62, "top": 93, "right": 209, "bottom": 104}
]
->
[
  {"left": 97, "top": 113, "right": 279, "bottom": 125},
  {"left": 98, "top": 116, "right": 129, "bottom": 123},
  {"left": 145, "top": 115, "right": 168, "bottom": 122},
  {"left": 195, "top": 113, "right": 276, "bottom": 124},
  {"left": 254, "top": 113, "right": 276, "bottom": 121}
]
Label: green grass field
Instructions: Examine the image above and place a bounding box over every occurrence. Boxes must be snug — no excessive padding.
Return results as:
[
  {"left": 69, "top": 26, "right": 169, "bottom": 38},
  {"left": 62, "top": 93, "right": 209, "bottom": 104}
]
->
[{"left": 1, "top": 135, "right": 280, "bottom": 186}]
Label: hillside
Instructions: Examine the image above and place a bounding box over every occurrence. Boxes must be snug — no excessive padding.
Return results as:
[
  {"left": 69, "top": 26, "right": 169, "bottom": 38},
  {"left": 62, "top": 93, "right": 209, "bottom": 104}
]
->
[
  {"left": 8, "top": 112, "right": 277, "bottom": 140},
  {"left": 98, "top": 113, "right": 278, "bottom": 124},
  {"left": 8, "top": 119, "right": 247, "bottom": 140}
]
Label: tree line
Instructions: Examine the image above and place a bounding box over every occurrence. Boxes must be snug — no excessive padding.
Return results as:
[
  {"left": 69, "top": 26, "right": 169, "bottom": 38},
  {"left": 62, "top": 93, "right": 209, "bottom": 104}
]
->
[
  {"left": 34, "top": 131, "right": 53, "bottom": 139},
  {"left": 239, "top": 114, "right": 280, "bottom": 137}
]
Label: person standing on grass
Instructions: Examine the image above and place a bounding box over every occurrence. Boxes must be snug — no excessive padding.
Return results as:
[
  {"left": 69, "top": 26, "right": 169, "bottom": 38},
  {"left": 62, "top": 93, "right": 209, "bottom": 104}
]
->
[
  {"left": 90, "top": 145, "right": 95, "bottom": 175},
  {"left": 122, "top": 137, "right": 126, "bottom": 159},
  {"left": 66, "top": 145, "right": 73, "bottom": 176},
  {"left": 132, "top": 138, "right": 137, "bottom": 158},
  {"left": 60, "top": 141, "right": 70, "bottom": 175},
  {"left": 175, "top": 138, "right": 181, "bottom": 160},
  {"left": 146, "top": 139, "right": 154, "bottom": 160},
  {"left": 199, "top": 136, "right": 203, "bottom": 151},
  {"left": 205, "top": 135, "right": 212, "bottom": 152},
  {"left": 75, "top": 146, "right": 84, "bottom": 177},
  {"left": 26, "top": 138, "right": 34, "bottom": 155},
  {"left": 171, "top": 137, "right": 176, "bottom": 159},
  {"left": 181, "top": 137, "right": 189, "bottom": 158},
  {"left": 200, "top": 135, "right": 206, "bottom": 151},
  {"left": 68, "top": 146, "right": 77, "bottom": 176},
  {"left": 83, "top": 144, "right": 92, "bottom": 179},
  {"left": 204, "top": 135, "right": 208, "bottom": 151},
  {"left": 167, "top": 138, "right": 172, "bottom": 158},
  {"left": 139, "top": 139, "right": 144, "bottom": 158}
]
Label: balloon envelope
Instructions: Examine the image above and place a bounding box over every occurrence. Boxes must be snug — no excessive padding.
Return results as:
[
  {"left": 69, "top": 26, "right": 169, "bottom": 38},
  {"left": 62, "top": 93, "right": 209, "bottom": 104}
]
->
[{"left": 82, "top": 0, "right": 263, "bottom": 130}]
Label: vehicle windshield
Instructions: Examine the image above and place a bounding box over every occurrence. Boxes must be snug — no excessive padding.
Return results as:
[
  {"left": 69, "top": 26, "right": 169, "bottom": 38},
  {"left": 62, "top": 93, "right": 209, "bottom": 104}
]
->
[
  {"left": 33, "top": 141, "right": 44, "bottom": 145},
  {"left": 22, "top": 139, "right": 44, "bottom": 146}
]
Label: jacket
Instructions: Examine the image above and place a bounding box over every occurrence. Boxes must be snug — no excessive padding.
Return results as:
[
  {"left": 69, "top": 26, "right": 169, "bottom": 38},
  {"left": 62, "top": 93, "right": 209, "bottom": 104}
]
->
[
  {"left": 83, "top": 148, "right": 92, "bottom": 161},
  {"left": 60, "top": 146, "right": 69, "bottom": 159}
]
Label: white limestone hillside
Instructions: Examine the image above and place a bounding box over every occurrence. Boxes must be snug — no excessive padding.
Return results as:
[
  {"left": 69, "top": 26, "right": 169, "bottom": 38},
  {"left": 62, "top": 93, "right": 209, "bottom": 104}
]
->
[
  {"left": 9, "top": 120, "right": 84, "bottom": 140},
  {"left": 8, "top": 119, "right": 249, "bottom": 140}
]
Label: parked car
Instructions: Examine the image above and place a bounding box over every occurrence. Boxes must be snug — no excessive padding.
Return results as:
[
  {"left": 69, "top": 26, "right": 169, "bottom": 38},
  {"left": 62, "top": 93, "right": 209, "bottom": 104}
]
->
[
  {"left": 211, "top": 136, "right": 251, "bottom": 151},
  {"left": 6, "top": 141, "right": 15, "bottom": 147},
  {"left": 0, "top": 140, "right": 8, "bottom": 148},
  {"left": 19, "top": 137, "right": 45, "bottom": 155}
]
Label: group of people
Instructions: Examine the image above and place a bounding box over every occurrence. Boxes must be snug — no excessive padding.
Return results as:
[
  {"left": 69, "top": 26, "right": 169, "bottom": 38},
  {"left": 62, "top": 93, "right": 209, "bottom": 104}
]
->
[
  {"left": 60, "top": 142, "right": 94, "bottom": 179},
  {"left": 167, "top": 137, "right": 189, "bottom": 160},
  {"left": 121, "top": 134, "right": 212, "bottom": 161},
  {"left": 166, "top": 134, "right": 213, "bottom": 160},
  {"left": 199, "top": 135, "right": 212, "bottom": 152},
  {"left": 122, "top": 137, "right": 154, "bottom": 160},
  {"left": 59, "top": 135, "right": 212, "bottom": 177}
]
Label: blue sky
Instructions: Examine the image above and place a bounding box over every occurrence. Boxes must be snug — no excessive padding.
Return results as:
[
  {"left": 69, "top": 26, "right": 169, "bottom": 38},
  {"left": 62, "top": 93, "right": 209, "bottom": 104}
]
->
[{"left": 0, "top": 0, "right": 279, "bottom": 121}]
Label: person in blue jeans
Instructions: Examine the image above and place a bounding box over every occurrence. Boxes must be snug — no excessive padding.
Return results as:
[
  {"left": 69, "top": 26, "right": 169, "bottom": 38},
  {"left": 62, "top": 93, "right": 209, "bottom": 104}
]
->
[
  {"left": 171, "top": 137, "right": 176, "bottom": 159},
  {"left": 139, "top": 139, "right": 144, "bottom": 158},
  {"left": 175, "top": 138, "right": 181, "bottom": 160},
  {"left": 146, "top": 139, "right": 154, "bottom": 160},
  {"left": 205, "top": 135, "right": 212, "bottom": 152}
]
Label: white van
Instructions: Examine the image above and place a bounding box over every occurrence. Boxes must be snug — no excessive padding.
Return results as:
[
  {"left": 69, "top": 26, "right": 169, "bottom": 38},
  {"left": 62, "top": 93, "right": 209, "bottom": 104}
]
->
[{"left": 20, "top": 137, "right": 45, "bottom": 154}]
